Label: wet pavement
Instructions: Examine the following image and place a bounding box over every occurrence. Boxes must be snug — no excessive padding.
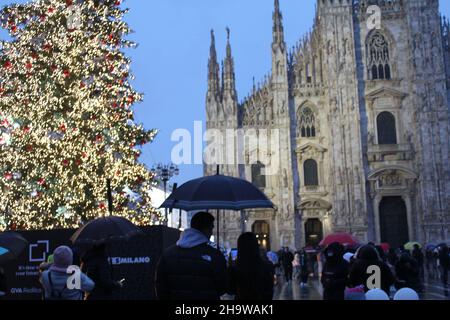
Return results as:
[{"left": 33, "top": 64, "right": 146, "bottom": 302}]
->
[{"left": 273, "top": 275, "right": 450, "bottom": 300}]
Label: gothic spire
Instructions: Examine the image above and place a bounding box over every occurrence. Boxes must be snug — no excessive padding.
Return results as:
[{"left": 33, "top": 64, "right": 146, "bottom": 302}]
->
[
  {"left": 223, "top": 27, "right": 237, "bottom": 100},
  {"left": 273, "top": 0, "right": 285, "bottom": 50},
  {"left": 207, "top": 29, "right": 220, "bottom": 98}
]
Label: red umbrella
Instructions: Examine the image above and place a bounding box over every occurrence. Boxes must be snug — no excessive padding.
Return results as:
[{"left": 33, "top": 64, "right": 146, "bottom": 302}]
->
[
  {"left": 379, "top": 243, "right": 390, "bottom": 252},
  {"left": 319, "top": 233, "right": 359, "bottom": 247}
]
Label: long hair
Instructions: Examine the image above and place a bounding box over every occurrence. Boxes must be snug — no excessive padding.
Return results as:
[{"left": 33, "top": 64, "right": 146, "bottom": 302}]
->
[{"left": 235, "top": 232, "right": 265, "bottom": 299}]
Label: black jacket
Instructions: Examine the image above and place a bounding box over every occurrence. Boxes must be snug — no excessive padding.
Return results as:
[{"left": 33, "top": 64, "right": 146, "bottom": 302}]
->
[
  {"left": 228, "top": 260, "right": 274, "bottom": 300},
  {"left": 395, "top": 254, "right": 421, "bottom": 291},
  {"left": 155, "top": 230, "right": 228, "bottom": 300},
  {"left": 280, "top": 251, "right": 294, "bottom": 270},
  {"left": 321, "top": 259, "right": 349, "bottom": 300}
]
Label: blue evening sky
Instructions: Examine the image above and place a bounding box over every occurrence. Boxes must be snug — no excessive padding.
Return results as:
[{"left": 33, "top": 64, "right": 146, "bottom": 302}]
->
[{"left": 1, "top": 0, "right": 450, "bottom": 188}]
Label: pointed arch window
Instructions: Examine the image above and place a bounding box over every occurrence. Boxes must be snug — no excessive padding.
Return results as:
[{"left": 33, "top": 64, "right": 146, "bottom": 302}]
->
[
  {"left": 251, "top": 161, "right": 266, "bottom": 189},
  {"left": 299, "top": 106, "right": 317, "bottom": 138},
  {"left": 377, "top": 111, "right": 397, "bottom": 145},
  {"left": 304, "top": 159, "right": 319, "bottom": 186},
  {"left": 367, "top": 32, "right": 392, "bottom": 80}
]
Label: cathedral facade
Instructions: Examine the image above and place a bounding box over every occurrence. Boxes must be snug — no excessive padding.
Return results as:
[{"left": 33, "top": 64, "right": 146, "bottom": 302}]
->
[{"left": 204, "top": 0, "right": 450, "bottom": 251}]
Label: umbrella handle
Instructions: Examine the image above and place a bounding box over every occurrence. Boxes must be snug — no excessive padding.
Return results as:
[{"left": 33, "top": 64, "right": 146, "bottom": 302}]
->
[{"left": 217, "top": 209, "right": 220, "bottom": 250}]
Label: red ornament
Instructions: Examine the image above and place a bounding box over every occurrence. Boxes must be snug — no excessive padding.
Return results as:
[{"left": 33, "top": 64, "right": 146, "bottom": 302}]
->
[
  {"left": 51, "top": 65, "right": 57, "bottom": 72},
  {"left": 75, "top": 159, "right": 82, "bottom": 166},
  {"left": 11, "top": 26, "right": 17, "bottom": 33},
  {"left": 44, "top": 44, "right": 52, "bottom": 51},
  {"left": 127, "top": 95, "right": 134, "bottom": 104},
  {"left": 115, "top": 1, "right": 121, "bottom": 6},
  {"left": 31, "top": 53, "right": 39, "bottom": 60},
  {"left": 3, "top": 61, "right": 12, "bottom": 69},
  {"left": 59, "top": 124, "right": 66, "bottom": 132},
  {"left": 37, "top": 178, "right": 45, "bottom": 186},
  {"left": 66, "top": 0, "right": 73, "bottom": 6},
  {"left": 115, "top": 170, "right": 121, "bottom": 176},
  {"left": 80, "top": 82, "right": 86, "bottom": 88},
  {"left": 4, "top": 173, "right": 12, "bottom": 180},
  {"left": 95, "top": 135, "right": 102, "bottom": 142},
  {"left": 99, "top": 203, "right": 106, "bottom": 210},
  {"left": 82, "top": 152, "right": 88, "bottom": 158},
  {"left": 25, "top": 62, "right": 32, "bottom": 70},
  {"left": 63, "top": 70, "right": 71, "bottom": 77},
  {"left": 62, "top": 159, "right": 69, "bottom": 166},
  {"left": 40, "top": 15, "right": 46, "bottom": 22},
  {"left": 48, "top": 7, "right": 55, "bottom": 13},
  {"left": 23, "top": 126, "right": 30, "bottom": 134},
  {"left": 25, "top": 145, "right": 33, "bottom": 152}
]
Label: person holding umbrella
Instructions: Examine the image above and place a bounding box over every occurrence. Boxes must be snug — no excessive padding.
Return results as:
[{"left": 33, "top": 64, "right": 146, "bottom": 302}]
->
[
  {"left": 155, "top": 212, "right": 228, "bottom": 300},
  {"left": 81, "top": 243, "right": 124, "bottom": 300}
]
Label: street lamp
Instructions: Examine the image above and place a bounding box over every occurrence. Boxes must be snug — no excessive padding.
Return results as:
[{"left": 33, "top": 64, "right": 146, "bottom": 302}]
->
[{"left": 151, "top": 163, "right": 179, "bottom": 225}]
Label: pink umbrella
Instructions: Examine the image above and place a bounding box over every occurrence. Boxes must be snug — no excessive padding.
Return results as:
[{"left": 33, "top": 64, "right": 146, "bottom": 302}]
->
[
  {"left": 379, "top": 243, "right": 390, "bottom": 252},
  {"left": 319, "top": 233, "right": 359, "bottom": 247}
]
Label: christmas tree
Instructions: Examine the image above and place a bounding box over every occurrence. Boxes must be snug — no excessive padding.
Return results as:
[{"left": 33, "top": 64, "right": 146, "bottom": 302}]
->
[{"left": 0, "top": 0, "right": 159, "bottom": 230}]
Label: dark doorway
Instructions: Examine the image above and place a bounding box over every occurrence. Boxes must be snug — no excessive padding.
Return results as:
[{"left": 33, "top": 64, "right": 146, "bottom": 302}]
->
[
  {"left": 305, "top": 218, "right": 323, "bottom": 247},
  {"left": 252, "top": 221, "right": 270, "bottom": 251},
  {"left": 379, "top": 196, "right": 409, "bottom": 249}
]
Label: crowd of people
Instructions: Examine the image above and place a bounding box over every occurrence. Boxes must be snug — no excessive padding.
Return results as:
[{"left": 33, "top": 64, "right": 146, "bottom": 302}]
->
[
  {"left": 155, "top": 211, "right": 449, "bottom": 301},
  {"left": 1, "top": 211, "right": 448, "bottom": 301}
]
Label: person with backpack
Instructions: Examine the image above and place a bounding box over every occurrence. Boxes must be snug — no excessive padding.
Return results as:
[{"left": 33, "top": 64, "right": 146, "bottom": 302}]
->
[
  {"left": 321, "top": 242, "right": 349, "bottom": 300},
  {"left": 40, "top": 246, "right": 94, "bottom": 300}
]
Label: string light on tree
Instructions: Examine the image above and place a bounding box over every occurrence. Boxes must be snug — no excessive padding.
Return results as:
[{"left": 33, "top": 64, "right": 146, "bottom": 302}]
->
[{"left": 0, "top": 0, "right": 160, "bottom": 230}]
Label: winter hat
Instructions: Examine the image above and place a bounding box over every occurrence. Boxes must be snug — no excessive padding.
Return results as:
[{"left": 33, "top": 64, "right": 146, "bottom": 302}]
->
[
  {"left": 365, "top": 288, "right": 390, "bottom": 300},
  {"left": 393, "top": 288, "right": 419, "bottom": 300},
  {"left": 47, "top": 254, "right": 54, "bottom": 264},
  {"left": 49, "top": 246, "right": 73, "bottom": 273}
]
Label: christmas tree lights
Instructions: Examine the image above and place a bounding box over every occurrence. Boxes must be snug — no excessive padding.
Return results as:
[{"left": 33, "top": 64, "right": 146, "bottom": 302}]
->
[{"left": 0, "top": 0, "right": 160, "bottom": 230}]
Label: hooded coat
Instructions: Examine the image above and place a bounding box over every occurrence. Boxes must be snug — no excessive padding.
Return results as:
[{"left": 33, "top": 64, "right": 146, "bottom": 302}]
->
[
  {"left": 348, "top": 245, "right": 395, "bottom": 294},
  {"left": 155, "top": 228, "right": 228, "bottom": 300}
]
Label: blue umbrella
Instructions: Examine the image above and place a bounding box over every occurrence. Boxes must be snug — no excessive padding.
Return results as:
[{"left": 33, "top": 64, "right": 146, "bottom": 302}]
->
[
  {"left": 160, "top": 171, "right": 274, "bottom": 248},
  {"left": 0, "top": 232, "right": 28, "bottom": 264}
]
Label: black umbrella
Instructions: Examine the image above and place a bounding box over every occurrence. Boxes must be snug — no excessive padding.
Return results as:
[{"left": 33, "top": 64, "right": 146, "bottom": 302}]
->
[
  {"left": 160, "top": 174, "right": 274, "bottom": 211},
  {"left": 0, "top": 231, "right": 28, "bottom": 264},
  {"left": 159, "top": 171, "right": 274, "bottom": 248},
  {"left": 70, "top": 216, "right": 144, "bottom": 246}
]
